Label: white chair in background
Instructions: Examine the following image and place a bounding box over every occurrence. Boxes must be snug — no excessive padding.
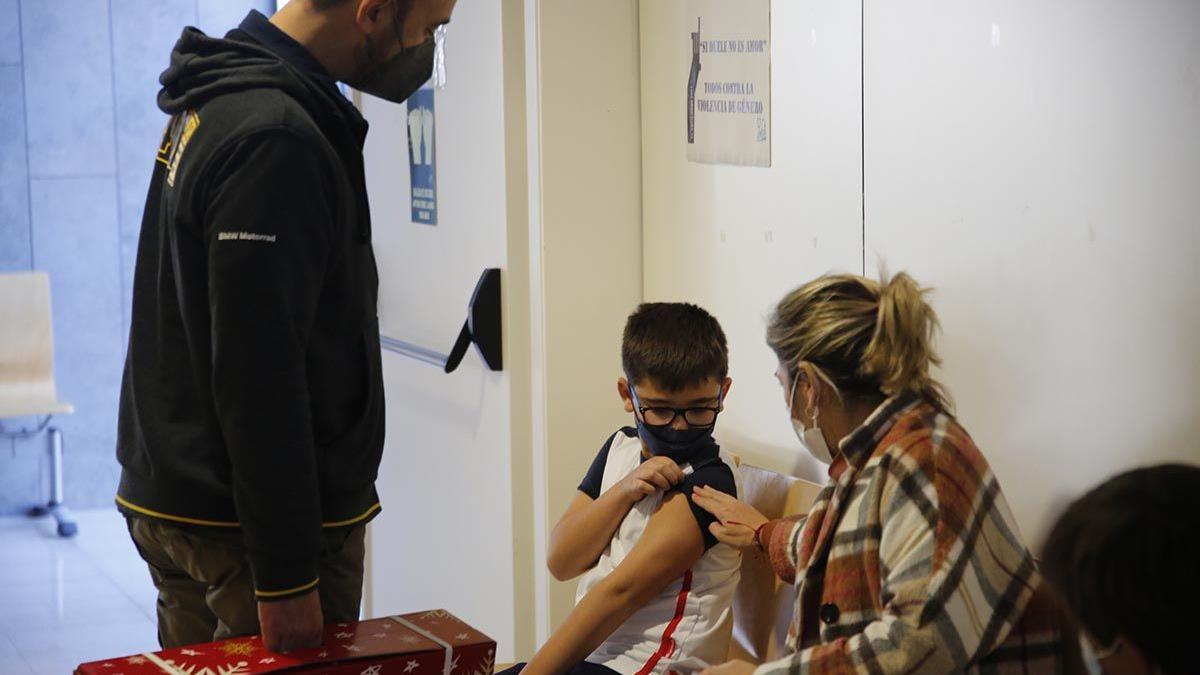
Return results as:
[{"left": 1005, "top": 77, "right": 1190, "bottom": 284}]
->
[
  {"left": 0, "top": 271, "right": 77, "bottom": 537},
  {"left": 727, "top": 465, "right": 823, "bottom": 664}
]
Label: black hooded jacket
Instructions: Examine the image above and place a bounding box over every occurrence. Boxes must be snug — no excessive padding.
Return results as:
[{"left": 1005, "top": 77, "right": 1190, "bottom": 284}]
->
[{"left": 116, "top": 18, "right": 384, "bottom": 599}]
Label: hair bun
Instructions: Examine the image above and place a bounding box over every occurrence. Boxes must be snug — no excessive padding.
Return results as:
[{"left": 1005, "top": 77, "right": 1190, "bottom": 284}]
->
[
  {"left": 766, "top": 270, "right": 951, "bottom": 411},
  {"left": 861, "top": 272, "right": 946, "bottom": 405}
]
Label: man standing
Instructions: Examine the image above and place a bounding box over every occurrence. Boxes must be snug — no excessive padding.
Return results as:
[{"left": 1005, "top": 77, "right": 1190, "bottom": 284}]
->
[{"left": 116, "top": 0, "right": 455, "bottom": 653}]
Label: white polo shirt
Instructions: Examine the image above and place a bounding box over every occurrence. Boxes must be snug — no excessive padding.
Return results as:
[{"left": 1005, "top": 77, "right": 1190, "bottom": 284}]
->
[{"left": 575, "top": 428, "right": 743, "bottom": 675}]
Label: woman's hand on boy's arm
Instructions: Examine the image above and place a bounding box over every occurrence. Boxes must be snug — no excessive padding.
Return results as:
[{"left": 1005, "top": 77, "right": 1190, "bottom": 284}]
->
[
  {"left": 523, "top": 491, "right": 705, "bottom": 675},
  {"left": 692, "top": 485, "right": 768, "bottom": 550}
]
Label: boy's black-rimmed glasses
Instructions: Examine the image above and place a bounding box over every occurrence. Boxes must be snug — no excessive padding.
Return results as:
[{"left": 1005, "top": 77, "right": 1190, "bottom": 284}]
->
[{"left": 635, "top": 404, "right": 721, "bottom": 428}]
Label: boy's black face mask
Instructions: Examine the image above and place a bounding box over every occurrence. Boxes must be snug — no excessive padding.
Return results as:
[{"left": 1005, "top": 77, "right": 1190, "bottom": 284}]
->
[
  {"left": 628, "top": 381, "right": 719, "bottom": 463},
  {"left": 635, "top": 420, "right": 716, "bottom": 463}
]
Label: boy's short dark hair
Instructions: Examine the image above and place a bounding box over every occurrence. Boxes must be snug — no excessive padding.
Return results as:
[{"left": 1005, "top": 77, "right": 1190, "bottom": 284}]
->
[
  {"left": 622, "top": 303, "right": 728, "bottom": 391},
  {"left": 1040, "top": 463, "right": 1200, "bottom": 675}
]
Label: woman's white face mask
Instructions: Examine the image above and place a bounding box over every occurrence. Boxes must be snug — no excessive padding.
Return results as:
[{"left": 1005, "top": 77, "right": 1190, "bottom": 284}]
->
[
  {"left": 789, "top": 369, "right": 833, "bottom": 464},
  {"left": 1078, "top": 636, "right": 1108, "bottom": 675},
  {"left": 1078, "top": 634, "right": 1163, "bottom": 675}
]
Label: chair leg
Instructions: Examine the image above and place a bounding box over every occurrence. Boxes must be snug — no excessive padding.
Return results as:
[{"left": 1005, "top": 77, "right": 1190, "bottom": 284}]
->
[
  {"left": 28, "top": 427, "right": 77, "bottom": 537},
  {"left": 48, "top": 427, "right": 77, "bottom": 537}
]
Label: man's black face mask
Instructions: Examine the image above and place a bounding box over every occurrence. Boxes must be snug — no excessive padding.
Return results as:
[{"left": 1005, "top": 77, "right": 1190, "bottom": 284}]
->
[{"left": 346, "top": 5, "right": 436, "bottom": 104}]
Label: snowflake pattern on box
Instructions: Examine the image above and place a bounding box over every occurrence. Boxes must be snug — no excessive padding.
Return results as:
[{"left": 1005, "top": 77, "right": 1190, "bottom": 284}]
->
[
  {"left": 168, "top": 660, "right": 250, "bottom": 675},
  {"left": 76, "top": 611, "right": 497, "bottom": 675},
  {"left": 468, "top": 648, "right": 497, "bottom": 675},
  {"left": 217, "top": 642, "right": 256, "bottom": 658}
]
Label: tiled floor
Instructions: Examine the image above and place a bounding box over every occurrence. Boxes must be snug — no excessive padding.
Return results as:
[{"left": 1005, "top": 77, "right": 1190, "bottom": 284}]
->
[{"left": 0, "top": 509, "right": 160, "bottom": 674}]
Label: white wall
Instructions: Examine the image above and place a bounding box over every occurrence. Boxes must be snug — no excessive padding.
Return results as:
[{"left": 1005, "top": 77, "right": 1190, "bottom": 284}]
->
[
  {"left": 862, "top": 0, "right": 1200, "bottom": 543},
  {"left": 361, "top": 0, "right": 517, "bottom": 660},
  {"left": 526, "top": 0, "right": 645, "bottom": 639},
  {"left": 640, "top": 0, "right": 863, "bottom": 481},
  {"left": 640, "top": 0, "right": 1200, "bottom": 549},
  {"left": 502, "top": 0, "right": 537, "bottom": 661}
]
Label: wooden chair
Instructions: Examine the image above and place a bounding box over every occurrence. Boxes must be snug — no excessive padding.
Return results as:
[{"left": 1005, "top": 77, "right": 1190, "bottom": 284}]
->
[
  {"left": 725, "top": 465, "right": 822, "bottom": 664},
  {"left": 0, "top": 271, "right": 77, "bottom": 536}
]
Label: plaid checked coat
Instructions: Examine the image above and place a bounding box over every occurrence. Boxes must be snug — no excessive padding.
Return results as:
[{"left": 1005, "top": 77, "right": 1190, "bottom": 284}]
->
[{"left": 754, "top": 394, "right": 1064, "bottom": 674}]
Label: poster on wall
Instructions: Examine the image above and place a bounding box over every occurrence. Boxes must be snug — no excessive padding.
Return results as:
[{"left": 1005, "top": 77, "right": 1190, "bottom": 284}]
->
[
  {"left": 407, "top": 86, "right": 438, "bottom": 225},
  {"left": 685, "top": 0, "right": 771, "bottom": 167}
]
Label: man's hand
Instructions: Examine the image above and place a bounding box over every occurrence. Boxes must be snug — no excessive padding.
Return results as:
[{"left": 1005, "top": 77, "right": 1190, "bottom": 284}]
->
[
  {"left": 618, "top": 456, "right": 685, "bottom": 502},
  {"left": 700, "top": 659, "right": 758, "bottom": 675},
  {"left": 692, "top": 484, "right": 768, "bottom": 550},
  {"left": 258, "top": 589, "right": 324, "bottom": 653}
]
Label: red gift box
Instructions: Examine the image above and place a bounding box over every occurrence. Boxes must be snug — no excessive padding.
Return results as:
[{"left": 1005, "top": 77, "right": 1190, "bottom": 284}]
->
[{"left": 75, "top": 609, "right": 496, "bottom": 675}]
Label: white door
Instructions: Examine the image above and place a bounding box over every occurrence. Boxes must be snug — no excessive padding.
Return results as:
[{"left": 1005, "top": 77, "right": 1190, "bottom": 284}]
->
[{"left": 360, "top": 0, "right": 518, "bottom": 660}]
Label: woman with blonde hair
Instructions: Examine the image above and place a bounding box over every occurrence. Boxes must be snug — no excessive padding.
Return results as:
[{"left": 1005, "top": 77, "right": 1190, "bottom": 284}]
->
[{"left": 693, "top": 272, "right": 1065, "bottom": 674}]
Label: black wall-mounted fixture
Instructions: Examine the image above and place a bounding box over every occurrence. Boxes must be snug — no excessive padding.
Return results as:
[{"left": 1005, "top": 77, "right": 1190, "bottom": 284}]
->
[{"left": 380, "top": 268, "right": 502, "bottom": 373}]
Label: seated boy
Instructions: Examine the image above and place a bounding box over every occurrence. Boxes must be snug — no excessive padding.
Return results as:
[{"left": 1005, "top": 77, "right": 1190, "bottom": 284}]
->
[{"left": 509, "top": 303, "right": 743, "bottom": 675}]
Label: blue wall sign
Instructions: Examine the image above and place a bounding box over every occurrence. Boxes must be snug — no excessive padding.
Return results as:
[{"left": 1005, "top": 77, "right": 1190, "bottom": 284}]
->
[{"left": 406, "top": 87, "right": 438, "bottom": 225}]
